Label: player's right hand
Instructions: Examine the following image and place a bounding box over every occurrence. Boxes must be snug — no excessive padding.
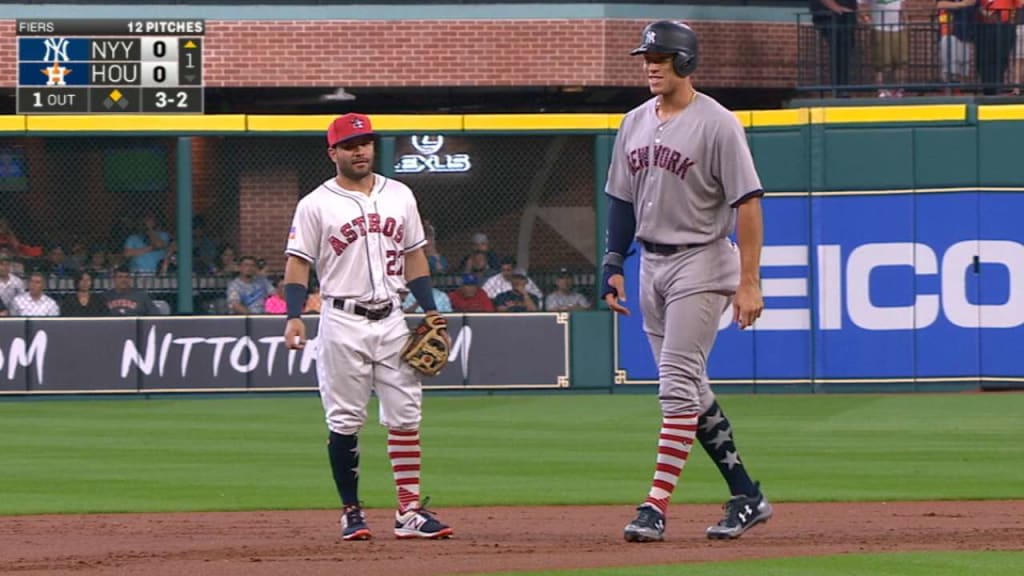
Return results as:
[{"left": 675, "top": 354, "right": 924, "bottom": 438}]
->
[
  {"left": 603, "top": 273, "right": 630, "bottom": 316},
  {"left": 284, "top": 317, "right": 307, "bottom": 350}
]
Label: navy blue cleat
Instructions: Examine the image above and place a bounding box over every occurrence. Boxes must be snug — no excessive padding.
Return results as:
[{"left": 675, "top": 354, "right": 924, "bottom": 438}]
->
[
  {"left": 393, "top": 498, "right": 454, "bottom": 539},
  {"left": 624, "top": 504, "right": 666, "bottom": 542},
  {"left": 341, "top": 504, "right": 372, "bottom": 541},
  {"left": 706, "top": 486, "right": 773, "bottom": 540}
]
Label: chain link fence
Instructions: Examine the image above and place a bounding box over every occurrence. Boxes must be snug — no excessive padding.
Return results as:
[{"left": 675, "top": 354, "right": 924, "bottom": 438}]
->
[{"left": 0, "top": 131, "right": 599, "bottom": 316}]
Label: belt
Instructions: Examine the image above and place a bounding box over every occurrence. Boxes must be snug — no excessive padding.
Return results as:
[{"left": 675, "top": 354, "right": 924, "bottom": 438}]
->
[
  {"left": 642, "top": 241, "right": 708, "bottom": 255},
  {"left": 332, "top": 298, "right": 394, "bottom": 321}
]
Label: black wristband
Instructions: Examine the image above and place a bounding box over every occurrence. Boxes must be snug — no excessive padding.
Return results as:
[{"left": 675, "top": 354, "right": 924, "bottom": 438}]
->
[
  {"left": 601, "top": 264, "right": 624, "bottom": 300},
  {"left": 406, "top": 275, "right": 437, "bottom": 312},
  {"left": 284, "top": 283, "right": 307, "bottom": 319}
]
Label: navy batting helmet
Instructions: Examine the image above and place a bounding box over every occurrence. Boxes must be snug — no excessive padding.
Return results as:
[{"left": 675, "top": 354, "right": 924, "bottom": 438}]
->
[{"left": 630, "top": 20, "right": 699, "bottom": 78}]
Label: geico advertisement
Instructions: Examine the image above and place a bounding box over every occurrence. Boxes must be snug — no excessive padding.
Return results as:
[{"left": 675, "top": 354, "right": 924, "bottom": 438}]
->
[{"left": 615, "top": 191, "right": 1024, "bottom": 383}]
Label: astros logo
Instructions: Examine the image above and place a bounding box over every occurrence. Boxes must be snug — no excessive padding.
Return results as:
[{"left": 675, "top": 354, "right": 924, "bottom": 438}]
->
[{"left": 41, "top": 60, "right": 72, "bottom": 86}]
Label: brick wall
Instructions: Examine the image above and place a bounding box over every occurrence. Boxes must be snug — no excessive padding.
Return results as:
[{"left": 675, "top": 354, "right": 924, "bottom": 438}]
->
[
  {"left": 0, "top": 18, "right": 801, "bottom": 89},
  {"left": 238, "top": 169, "right": 297, "bottom": 276}
]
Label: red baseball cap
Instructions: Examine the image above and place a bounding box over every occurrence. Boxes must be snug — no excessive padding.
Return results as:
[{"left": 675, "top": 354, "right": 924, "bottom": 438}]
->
[{"left": 327, "top": 113, "right": 374, "bottom": 147}]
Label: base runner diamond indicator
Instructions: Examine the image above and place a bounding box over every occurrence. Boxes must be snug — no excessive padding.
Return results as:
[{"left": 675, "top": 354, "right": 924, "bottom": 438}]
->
[{"left": 103, "top": 89, "right": 128, "bottom": 110}]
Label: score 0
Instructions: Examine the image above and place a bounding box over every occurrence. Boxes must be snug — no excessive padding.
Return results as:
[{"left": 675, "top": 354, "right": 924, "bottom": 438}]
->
[{"left": 140, "top": 37, "right": 178, "bottom": 87}]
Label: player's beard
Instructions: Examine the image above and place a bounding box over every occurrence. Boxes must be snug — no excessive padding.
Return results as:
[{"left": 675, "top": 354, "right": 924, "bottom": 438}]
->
[{"left": 339, "top": 157, "right": 373, "bottom": 182}]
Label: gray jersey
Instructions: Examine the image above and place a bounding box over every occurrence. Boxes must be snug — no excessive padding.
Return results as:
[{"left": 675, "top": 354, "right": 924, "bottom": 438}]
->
[{"left": 605, "top": 95, "right": 762, "bottom": 246}]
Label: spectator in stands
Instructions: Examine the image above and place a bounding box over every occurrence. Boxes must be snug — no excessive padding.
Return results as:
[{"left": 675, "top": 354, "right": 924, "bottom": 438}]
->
[
  {"left": 61, "top": 270, "right": 108, "bottom": 317},
  {"left": 0, "top": 252, "right": 25, "bottom": 310},
  {"left": 106, "top": 251, "right": 126, "bottom": 275},
  {"left": 482, "top": 255, "right": 543, "bottom": 300},
  {"left": 123, "top": 211, "right": 171, "bottom": 275},
  {"left": 0, "top": 297, "right": 7, "bottom": 317},
  {"left": 192, "top": 215, "right": 220, "bottom": 275},
  {"left": 67, "top": 239, "right": 90, "bottom": 272},
  {"left": 40, "top": 244, "right": 75, "bottom": 278},
  {"left": 860, "top": 0, "right": 908, "bottom": 97},
  {"left": 217, "top": 244, "right": 240, "bottom": 277},
  {"left": 264, "top": 276, "right": 287, "bottom": 315},
  {"left": 0, "top": 216, "right": 43, "bottom": 260},
  {"left": 976, "top": 0, "right": 1019, "bottom": 95},
  {"left": 459, "top": 232, "right": 501, "bottom": 272},
  {"left": 937, "top": 0, "right": 979, "bottom": 89},
  {"left": 423, "top": 220, "right": 449, "bottom": 274},
  {"left": 257, "top": 258, "right": 273, "bottom": 278},
  {"left": 463, "top": 249, "right": 497, "bottom": 281},
  {"left": 0, "top": 217, "right": 21, "bottom": 256},
  {"left": 448, "top": 273, "right": 494, "bottom": 312},
  {"left": 545, "top": 268, "right": 591, "bottom": 312},
  {"left": 304, "top": 283, "right": 322, "bottom": 313},
  {"left": 403, "top": 286, "right": 453, "bottom": 313},
  {"left": 811, "top": 0, "right": 859, "bottom": 93},
  {"left": 10, "top": 272, "right": 60, "bottom": 317},
  {"left": 493, "top": 269, "right": 540, "bottom": 312},
  {"left": 226, "top": 255, "right": 273, "bottom": 315},
  {"left": 105, "top": 265, "right": 158, "bottom": 316},
  {"left": 84, "top": 248, "right": 109, "bottom": 278}
]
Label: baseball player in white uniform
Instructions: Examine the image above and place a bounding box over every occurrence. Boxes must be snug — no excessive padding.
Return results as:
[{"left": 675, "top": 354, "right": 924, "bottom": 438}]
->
[
  {"left": 601, "top": 21, "right": 772, "bottom": 543},
  {"left": 283, "top": 113, "right": 453, "bottom": 541}
]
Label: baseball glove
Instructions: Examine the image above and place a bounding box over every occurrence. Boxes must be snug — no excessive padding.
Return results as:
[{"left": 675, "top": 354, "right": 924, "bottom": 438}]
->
[{"left": 402, "top": 314, "right": 450, "bottom": 377}]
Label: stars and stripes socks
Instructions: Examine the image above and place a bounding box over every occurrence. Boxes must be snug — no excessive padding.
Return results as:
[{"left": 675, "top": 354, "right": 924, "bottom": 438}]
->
[
  {"left": 388, "top": 429, "right": 422, "bottom": 513},
  {"left": 327, "top": 431, "right": 360, "bottom": 506},
  {"left": 643, "top": 413, "right": 698, "bottom": 515},
  {"left": 697, "top": 401, "right": 759, "bottom": 497}
]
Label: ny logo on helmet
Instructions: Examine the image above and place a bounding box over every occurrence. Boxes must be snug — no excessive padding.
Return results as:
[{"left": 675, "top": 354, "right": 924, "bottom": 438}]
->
[{"left": 645, "top": 30, "right": 656, "bottom": 45}]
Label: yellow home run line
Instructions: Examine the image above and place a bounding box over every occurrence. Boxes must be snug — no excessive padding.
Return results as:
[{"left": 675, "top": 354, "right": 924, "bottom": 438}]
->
[{"left": 7, "top": 103, "right": 1023, "bottom": 133}]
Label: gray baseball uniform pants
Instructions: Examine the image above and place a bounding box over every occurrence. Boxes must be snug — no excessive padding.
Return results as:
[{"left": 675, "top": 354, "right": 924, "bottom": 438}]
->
[{"left": 639, "top": 241, "right": 738, "bottom": 416}]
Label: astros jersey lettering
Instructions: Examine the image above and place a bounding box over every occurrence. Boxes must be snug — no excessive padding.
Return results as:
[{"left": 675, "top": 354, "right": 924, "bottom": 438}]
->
[
  {"left": 286, "top": 176, "right": 427, "bottom": 305},
  {"left": 605, "top": 95, "right": 762, "bottom": 246}
]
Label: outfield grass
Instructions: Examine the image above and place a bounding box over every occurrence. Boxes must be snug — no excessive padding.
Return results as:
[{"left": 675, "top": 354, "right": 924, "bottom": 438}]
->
[
  {"left": 475, "top": 552, "right": 1024, "bottom": 576},
  {"left": 0, "top": 392, "right": 1022, "bottom": 515}
]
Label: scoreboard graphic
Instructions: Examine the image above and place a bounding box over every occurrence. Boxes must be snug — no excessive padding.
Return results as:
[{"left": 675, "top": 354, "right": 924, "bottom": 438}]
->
[{"left": 16, "top": 19, "right": 204, "bottom": 114}]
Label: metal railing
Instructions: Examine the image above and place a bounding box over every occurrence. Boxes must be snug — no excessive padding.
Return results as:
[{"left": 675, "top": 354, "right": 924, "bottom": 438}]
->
[{"left": 798, "top": 9, "right": 1024, "bottom": 97}]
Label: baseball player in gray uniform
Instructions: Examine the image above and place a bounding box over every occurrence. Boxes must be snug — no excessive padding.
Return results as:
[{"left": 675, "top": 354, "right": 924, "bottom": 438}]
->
[
  {"left": 601, "top": 20, "right": 773, "bottom": 542},
  {"left": 283, "top": 113, "right": 453, "bottom": 541}
]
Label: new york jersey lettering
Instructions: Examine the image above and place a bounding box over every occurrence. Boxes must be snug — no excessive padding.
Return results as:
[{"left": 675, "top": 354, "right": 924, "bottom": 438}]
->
[{"left": 628, "top": 145, "right": 696, "bottom": 181}]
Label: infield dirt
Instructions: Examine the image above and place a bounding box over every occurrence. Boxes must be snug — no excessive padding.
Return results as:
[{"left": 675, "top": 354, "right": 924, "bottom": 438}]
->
[{"left": 2, "top": 500, "right": 1022, "bottom": 575}]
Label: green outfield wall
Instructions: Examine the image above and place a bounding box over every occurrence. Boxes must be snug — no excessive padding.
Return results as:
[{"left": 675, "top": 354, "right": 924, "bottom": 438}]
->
[{"left": 1, "top": 103, "right": 1022, "bottom": 392}]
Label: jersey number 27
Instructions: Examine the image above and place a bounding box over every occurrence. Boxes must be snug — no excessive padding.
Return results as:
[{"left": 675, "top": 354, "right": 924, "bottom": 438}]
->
[{"left": 386, "top": 249, "right": 405, "bottom": 276}]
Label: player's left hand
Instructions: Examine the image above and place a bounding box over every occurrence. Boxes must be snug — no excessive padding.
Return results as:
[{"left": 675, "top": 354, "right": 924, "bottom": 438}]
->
[
  {"left": 733, "top": 282, "right": 763, "bottom": 330},
  {"left": 603, "top": 273, "right": 630, "bottom": 316}
]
